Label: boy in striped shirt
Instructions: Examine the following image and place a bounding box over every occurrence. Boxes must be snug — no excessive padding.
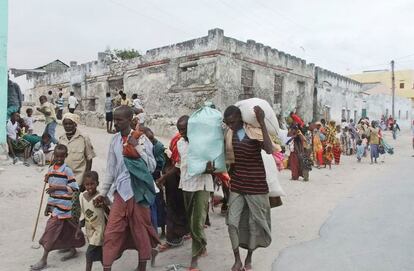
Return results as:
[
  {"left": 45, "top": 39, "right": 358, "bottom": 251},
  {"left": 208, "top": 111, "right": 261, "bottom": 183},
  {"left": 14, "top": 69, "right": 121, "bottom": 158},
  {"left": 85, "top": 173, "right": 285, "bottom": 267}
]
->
[{"left": 30, "top": 144, "right": 85, "bottom": 271}]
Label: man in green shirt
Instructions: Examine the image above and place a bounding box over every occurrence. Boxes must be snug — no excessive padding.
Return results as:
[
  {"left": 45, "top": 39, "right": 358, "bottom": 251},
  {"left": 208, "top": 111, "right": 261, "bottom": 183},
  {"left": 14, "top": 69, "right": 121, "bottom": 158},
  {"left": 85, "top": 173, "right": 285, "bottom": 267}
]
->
[{"left": 37, "top": 95, "right": 58, "bottom": 143}]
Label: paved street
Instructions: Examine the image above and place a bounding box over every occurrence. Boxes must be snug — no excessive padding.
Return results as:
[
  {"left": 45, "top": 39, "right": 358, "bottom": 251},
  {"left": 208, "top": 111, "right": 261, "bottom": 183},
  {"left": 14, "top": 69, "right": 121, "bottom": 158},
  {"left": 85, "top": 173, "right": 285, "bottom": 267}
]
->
[{"left": 273, "top": 135, "right": 414, "bottom": 271}]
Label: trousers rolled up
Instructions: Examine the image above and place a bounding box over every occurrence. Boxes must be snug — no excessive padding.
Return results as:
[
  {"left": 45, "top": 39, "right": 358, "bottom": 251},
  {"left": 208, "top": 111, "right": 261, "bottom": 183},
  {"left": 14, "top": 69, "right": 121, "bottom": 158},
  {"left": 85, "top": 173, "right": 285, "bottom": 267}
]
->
[{"left": 183, "top": 190, "right": 210, "bottom": 257}]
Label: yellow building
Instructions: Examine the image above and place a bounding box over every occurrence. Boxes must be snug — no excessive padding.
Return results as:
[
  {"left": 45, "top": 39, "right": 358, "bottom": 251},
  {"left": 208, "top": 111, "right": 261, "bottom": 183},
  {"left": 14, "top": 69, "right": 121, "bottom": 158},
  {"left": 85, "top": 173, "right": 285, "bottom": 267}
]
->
[{"left": 348, "top": 69, "right": 414, "bottom": 100}]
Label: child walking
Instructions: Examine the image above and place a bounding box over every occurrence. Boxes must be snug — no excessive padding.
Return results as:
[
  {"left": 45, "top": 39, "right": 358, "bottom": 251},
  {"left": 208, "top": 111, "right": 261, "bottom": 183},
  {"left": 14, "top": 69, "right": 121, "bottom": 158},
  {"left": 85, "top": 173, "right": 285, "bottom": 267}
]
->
[
  {"left": 30, "top": 144, "right": 85, "bottom": 271},
  {"left": 80, "top": 171, "right": 109, "bottom": 271},
  {"left": 356, "top": 139, "right": 365, "bottom": 163}
]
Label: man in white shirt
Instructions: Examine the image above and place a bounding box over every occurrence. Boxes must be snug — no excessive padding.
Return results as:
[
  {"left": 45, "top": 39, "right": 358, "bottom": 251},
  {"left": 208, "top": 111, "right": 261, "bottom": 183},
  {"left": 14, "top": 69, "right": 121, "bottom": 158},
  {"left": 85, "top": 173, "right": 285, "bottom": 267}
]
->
[
  {"left": 157, "top": 115, "right": 214, "bottom": 270},
  {"left": 94, "top": 106, "right": 159, "bottom": 271},
  {"left": 67, "top": 91, "right": 79, "bottom": 113},
  {"left": 6, "top": 112, "right": 31, "bottom": 165},
  {"left": 132, "top": 93, "right": 143, "bottom": 110}
]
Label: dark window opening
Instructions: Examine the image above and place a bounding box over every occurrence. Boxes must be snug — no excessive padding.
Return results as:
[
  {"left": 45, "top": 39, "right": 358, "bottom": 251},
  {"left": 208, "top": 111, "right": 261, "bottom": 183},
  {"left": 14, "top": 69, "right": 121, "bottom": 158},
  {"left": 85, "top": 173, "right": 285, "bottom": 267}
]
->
[
  {"left": 400, "top": 82, "right": 405, "bottom": 89},
  {"left": 240, "top": 68, "right": 254, "bottom": 99},
  {"left": 274, "top": 75, "right": 283, "bottom": 104}
]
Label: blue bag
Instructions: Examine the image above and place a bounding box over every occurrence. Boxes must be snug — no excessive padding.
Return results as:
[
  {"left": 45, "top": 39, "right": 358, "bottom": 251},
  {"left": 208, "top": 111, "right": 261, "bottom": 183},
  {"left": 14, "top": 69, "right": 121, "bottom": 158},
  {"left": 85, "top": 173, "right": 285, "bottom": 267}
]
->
[{"left": 187, "top": 103, "right": 226, "bottom": 177}]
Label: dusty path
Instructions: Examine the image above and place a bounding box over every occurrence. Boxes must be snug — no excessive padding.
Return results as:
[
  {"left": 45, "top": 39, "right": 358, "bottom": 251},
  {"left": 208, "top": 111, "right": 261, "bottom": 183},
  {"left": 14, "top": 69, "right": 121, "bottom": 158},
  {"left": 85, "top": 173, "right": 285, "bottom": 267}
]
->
[
  {"left": 0, "top": 122, "right": 410, "bottom": 271},
  {"left": 273, "top": 133, "right": 414, "bottom": 271}
]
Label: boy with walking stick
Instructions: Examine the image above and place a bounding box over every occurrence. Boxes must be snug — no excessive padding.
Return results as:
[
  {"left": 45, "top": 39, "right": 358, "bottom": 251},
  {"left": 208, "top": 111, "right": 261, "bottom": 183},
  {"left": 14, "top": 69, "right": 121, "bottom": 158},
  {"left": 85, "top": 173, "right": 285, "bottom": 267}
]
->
[{"left": 30, "top": 144, "right": 85, "bottom": 271}]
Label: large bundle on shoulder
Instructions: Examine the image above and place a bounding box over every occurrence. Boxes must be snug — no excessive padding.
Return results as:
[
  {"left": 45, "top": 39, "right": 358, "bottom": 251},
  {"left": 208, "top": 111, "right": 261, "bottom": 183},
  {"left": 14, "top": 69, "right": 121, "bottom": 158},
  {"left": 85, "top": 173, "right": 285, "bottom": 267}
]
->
[
  {"left": 235, "top": 98, "right": 280, "bottom": 136},
  {"left": 187, "top": 103, "right": 226, "bottom": 177}
]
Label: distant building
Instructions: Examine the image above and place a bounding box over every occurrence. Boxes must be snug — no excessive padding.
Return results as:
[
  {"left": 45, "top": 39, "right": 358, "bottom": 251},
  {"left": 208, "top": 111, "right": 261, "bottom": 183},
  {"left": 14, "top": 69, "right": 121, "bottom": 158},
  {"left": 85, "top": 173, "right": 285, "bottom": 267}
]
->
[
  {"left": 24, "top": 29, "right": 413, "bottom": 134},
  {"left": 348, "top": 69, "right": 414, "bottom": 101},
  {"left": 11, "top": 59, "right": 69, "bottom": 79}
]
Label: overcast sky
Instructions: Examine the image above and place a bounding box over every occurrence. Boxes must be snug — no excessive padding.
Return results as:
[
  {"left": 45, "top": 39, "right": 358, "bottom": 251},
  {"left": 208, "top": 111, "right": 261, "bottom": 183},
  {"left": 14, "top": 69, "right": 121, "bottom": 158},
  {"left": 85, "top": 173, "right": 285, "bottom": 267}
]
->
[{"left": 8, "top": 0, "right": 414, "bottom": 75}]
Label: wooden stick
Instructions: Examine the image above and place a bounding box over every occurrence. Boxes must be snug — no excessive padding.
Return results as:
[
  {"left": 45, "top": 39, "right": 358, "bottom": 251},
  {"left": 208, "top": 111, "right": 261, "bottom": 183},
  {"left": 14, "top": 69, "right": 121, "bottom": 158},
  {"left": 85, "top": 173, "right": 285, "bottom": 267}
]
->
[{"left": 32, "top": 182, "right": 47, "bottom": 242}]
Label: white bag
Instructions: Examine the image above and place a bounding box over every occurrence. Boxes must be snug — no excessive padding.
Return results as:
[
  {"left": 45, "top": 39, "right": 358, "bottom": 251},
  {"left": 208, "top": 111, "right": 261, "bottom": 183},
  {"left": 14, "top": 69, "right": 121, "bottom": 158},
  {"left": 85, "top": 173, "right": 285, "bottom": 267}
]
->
[
  {"left": 261, "top": 150, "right": 286, "bottom": 197},
  {"left": 235, "top": 98, "right": 280, "bottom": 136}
]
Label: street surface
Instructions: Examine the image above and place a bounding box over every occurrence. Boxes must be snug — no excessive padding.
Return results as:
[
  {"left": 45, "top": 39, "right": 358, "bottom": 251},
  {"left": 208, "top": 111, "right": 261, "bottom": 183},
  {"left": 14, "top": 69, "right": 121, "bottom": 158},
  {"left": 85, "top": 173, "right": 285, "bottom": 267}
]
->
[
  {"left": 0, "top": 123, "right": 412, "bottom": 271},
  {"left": 273, "top": 132, "right": 414, "bottom": 271}
]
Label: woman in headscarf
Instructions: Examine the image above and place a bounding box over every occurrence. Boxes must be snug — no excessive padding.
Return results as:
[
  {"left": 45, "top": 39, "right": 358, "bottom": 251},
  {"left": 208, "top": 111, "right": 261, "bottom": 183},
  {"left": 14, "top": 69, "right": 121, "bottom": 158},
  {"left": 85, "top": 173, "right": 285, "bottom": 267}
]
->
[
  {"left": 325, "top": 121, "right": 341, "bottom": 165},
  {"left": 312, "top": 126, "right": 324, "bottom": 168},
  {"left": 287, "top": 124, "right": 310, "bottom": 180},
  {"left": 59, "top": 113, "right": 96, "bottom": 222}
]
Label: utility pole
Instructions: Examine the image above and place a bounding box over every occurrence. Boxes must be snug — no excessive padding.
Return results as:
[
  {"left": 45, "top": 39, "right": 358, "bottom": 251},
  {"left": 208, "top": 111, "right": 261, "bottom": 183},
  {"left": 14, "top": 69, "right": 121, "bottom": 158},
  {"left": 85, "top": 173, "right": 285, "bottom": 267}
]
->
[{"left": 391, "top": 60, "right": 395, "bottom": 119}]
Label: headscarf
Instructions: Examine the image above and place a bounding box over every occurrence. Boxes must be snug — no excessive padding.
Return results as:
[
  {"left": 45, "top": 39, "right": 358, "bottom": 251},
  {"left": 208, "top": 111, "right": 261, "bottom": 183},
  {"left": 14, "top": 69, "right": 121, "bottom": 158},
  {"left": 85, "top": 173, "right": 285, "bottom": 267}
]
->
[{"left": 62, "top": 113, "right": 80, "bottom": 125}]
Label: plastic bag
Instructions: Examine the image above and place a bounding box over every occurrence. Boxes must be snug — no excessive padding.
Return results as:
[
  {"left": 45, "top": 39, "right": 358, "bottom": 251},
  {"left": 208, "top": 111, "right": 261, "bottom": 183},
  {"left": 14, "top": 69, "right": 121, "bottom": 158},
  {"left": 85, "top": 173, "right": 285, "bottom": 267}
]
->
[
  {"left": 261, "top": 150, "right": 286, "bottom": 197},
  {"left": 235, "top": 98, "right": 280, "bottom": 136},
  {"left": 187, "top": 105, "right": 226, "bottom": 177}
]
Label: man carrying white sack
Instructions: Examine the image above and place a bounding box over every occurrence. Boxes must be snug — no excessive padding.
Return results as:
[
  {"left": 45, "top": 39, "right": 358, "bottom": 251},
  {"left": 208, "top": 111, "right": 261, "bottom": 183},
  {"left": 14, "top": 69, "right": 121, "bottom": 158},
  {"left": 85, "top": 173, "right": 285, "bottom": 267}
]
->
[{"left": 223, "top": 105, "right": 273, "bottom": 271}]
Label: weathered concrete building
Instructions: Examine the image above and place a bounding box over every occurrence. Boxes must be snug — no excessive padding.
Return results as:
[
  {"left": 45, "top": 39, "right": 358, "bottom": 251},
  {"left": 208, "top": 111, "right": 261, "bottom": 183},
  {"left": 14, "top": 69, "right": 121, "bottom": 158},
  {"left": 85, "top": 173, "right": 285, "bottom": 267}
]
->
[
  {"left": 314, "top": 67, "right": 364, "bottom": 122},
  {"left": 24, "top": 29, "right": 412, "bottom": 135}
]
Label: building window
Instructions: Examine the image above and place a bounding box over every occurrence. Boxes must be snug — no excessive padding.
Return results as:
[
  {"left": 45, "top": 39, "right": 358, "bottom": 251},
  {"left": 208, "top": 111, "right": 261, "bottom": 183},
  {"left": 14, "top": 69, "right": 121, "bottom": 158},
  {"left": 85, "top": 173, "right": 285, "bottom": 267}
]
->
[
  {"left": 400, "top": 82, "right": 405, "bottom": 89},
  {"left": 385, "top": 108, "right": 389, "bottom": 118},
  {"left": 274, "top": 75, "right": 283, "bottom": 105},
  {"left": 354, "top": 110, "right": 357, "bottom": 122},
  {"left": 324, "top": 106, "right": 331, "bottom": 121},
  {"left": 240, "top": 68, "right": 254, "bottom": 99},
  {"left": 398, "top": 110, "right": 401, "bottom": 119},
  {"left": 347, "top": 109, "right": 351, "bottom": 122}
]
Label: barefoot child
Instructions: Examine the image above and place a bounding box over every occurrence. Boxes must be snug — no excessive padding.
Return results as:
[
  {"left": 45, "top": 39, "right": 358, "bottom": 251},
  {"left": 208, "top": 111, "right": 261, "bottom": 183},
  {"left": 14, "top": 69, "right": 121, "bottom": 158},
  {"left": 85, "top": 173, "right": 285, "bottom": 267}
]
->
[
  {"left": 31, "top": 144, "right": 85, "bottom": 271},
  {"left": 356, "top": 139, "right": 365, "bottom": 163},
  {"left": 80, "top": 171, "right": 109, "bottom": 271}
]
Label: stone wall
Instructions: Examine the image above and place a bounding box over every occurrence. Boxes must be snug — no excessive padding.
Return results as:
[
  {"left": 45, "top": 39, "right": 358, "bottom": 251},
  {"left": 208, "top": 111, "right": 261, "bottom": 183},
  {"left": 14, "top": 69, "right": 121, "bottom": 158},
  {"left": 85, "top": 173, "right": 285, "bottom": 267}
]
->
[
  {"left": 26, "top": 28, "right": 411, "bottom": 136},
  {"left": 315, "top": 67, "right": 363, "bottom": 122}
]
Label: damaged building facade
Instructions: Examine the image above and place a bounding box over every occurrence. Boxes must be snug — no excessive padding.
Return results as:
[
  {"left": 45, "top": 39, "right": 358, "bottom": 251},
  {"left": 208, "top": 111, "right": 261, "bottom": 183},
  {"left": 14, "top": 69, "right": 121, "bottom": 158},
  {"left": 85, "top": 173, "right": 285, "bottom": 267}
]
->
[{"left": 25, "top": 28, "right": 412, "bottom": 135}]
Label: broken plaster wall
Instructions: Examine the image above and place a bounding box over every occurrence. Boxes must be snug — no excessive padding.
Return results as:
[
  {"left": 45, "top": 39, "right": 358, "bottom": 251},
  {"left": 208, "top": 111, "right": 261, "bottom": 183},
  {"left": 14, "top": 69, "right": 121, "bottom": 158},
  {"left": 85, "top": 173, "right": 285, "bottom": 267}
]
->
[
  {"left": 315, "top": 67, "right": 363, "bottom": 123},
  {"left": 29, "top": 29, "right": 322, "bottom": 136}
]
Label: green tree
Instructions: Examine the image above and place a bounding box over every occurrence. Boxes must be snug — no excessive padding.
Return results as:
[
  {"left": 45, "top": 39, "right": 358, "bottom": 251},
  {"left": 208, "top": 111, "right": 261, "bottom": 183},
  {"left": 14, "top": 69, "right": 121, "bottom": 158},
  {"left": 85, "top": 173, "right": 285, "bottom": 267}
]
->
[{"left": 114, "top": 48, "right": 141, "bottom": 60}]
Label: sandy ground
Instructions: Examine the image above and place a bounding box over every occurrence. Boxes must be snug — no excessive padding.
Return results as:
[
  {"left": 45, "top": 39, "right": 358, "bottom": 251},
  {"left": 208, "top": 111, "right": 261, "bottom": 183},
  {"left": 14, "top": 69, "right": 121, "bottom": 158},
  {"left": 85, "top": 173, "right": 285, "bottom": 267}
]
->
[{"left": 0, "top": 122, "right": 411, "bottom": 271}]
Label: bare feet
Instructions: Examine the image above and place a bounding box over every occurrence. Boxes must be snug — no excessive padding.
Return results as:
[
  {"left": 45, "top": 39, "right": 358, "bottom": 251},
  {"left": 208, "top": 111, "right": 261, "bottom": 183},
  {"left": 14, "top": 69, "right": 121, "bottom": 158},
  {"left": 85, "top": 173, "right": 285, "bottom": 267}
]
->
[
  {"left": 30, "top": 259, "right": 47, "bottom": 271},
  {"left": 190, "top": 255, "right": 199, "bottom": 269},
  {"left": 60, "top": 248, "right": 77, "bottom": 261},
  {"left": 231, "top": 261, "right": 243, "bottom": 271}
]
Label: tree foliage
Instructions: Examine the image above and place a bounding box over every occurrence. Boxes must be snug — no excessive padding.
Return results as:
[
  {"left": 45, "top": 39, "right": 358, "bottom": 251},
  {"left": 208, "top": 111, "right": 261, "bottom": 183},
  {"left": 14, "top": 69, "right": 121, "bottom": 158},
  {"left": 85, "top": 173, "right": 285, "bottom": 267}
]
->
[{"left": 114, "top": 48, "right": 141, "bottom": 60}]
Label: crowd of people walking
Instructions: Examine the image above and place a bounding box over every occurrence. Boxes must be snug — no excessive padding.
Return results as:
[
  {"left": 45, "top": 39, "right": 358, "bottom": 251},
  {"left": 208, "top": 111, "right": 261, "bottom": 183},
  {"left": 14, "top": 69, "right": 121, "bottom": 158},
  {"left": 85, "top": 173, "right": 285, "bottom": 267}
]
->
[
  {"left": 3, "top": 78, "right": 407, "bottom": 271},
  {"left": 283, "top": 113, "right": 397, "bottom": 183}
]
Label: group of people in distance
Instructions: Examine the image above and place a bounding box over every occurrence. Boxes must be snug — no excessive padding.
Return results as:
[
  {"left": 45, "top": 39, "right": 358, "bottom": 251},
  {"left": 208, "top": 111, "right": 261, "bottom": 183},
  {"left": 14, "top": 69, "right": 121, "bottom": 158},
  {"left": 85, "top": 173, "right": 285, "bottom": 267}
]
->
[
  {"left": 104, "top": 91, "right": 145, "bottom": 133},
  {"left": 24, "top": 101, "right": 275, "bottom": 271},
  {"left": 283, "top": 112, "right": 397, "bottom": 184}
]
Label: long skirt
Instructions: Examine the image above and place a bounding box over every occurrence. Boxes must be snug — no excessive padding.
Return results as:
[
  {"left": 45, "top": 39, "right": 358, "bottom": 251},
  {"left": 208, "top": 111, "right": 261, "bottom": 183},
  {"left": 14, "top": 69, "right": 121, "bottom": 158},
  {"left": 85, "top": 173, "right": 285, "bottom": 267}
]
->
[
  {"left": 370, "top": 144, "right": 379, "bottom": 159},
  {"left": 39, "top": 216, "right": 85, "bottom": 251},
  {"left": 103, "top": 193, "right": 160, "bottom": 267},
  {"left": 183, "top": 190, "right": 210, "bottom": 257},
  {"left": 165, "top": 171, "right": 188, "bottom": 246},
  {"left": 226, "top": 192, "right": 271, "bottom": 250},
  {"left": 288, "top": 152, "right": 303, "bottom": 180},
  {"left": 314, "top": 149, "right": 324, "bottom": 166},
  {"left": 333, "top": 145, "right": 341, "bottom": 164}
]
